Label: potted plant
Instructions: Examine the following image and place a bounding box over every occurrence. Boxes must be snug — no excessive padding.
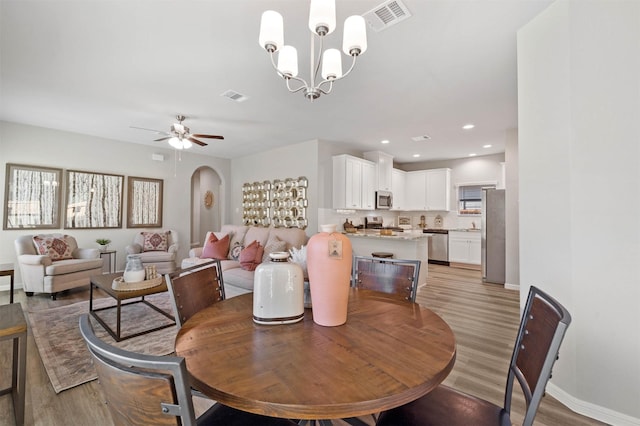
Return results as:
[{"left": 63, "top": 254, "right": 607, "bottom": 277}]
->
[{"left": 96, "top": 238, "right": 111, "bottom": 252}]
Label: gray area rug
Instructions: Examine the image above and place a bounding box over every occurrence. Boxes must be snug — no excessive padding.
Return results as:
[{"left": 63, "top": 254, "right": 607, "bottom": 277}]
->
[{"left": 28, "top": 292, "right": 177, "bottom": 393}]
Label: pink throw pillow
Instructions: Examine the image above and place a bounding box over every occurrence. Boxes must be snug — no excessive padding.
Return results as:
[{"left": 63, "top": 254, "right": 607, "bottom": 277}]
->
[
  {"left": 239, "top": 240, "right": 264, "bottom": 271},
  {"left": 201, "top": 233, "right": 230, "bottom": 260}
]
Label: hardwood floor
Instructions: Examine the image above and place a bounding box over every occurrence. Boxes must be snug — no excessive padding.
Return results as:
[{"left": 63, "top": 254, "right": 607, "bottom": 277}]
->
[{"left": 0, "top": 265, "right": 605, "bottom": 426}]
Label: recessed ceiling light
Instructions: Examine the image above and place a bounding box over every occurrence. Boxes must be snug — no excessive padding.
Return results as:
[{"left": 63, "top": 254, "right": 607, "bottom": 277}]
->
[
  {"left": 469, "top": 153, "right": 477, "bottom": 157},
  {"left": 483, "top": 144, "right": 492, "bottom": 148},
  {"left": 413, "top": 154, "right": 420, "bottom": 158},
  {"left": 463, "top": 124, "right": 475, "bottom": 130},
  {"left": 381, "top": 139, "right": 390, "bottom": 144}
]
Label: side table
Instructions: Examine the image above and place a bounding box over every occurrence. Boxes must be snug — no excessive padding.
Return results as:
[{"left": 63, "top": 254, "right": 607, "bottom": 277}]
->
[
  {"left": 99, "top": 250, "right": 117, "bottom": 274},
  {"left": 0, "top": 263, "right": 15, "bottom": 304},
  {"left": 0, "top": 303, "right": 27, "bottom": 426}
]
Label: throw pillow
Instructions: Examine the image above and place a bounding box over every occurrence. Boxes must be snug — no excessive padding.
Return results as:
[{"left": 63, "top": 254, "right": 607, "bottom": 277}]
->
[
  {"left": 201, "top": 233, "right": 230, "bottom": 260},
  {"left": 262, "top": 235, "right": 288, "bottom": 263},
  {"left": 141, "top": 231, "right": 170, "bottom": 252},
  {"left": 33, "top": 235, "right": 73, "bottom": 261},
  {"left": 239, "top": 240, "right": 264, "bottom": 271},
  {"left": 228, "top": 228, "right": 248, "bottom": 261}
]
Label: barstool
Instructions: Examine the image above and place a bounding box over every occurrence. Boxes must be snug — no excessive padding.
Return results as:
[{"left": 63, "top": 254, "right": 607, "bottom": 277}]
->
[
  {"left": 372, "top": 252, "right": 394, "bottom": 259},
  {"left": 0, "top": 303, "right": 27, "bottom": 426}
]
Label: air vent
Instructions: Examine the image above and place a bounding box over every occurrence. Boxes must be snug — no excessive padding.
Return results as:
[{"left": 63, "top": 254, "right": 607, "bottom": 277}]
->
[
  {"left": 411, "top": 135, "right": 432, "bottom": 142},
  {"left": 220, "top": 90, "right": 249, "bottom": 102},
  {"left": 363, "top": 0, "right": 412, "bottom": 32}
]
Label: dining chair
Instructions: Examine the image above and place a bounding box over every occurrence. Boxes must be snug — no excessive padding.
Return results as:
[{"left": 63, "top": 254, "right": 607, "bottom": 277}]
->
[
  {"left": 79, "top": 314, "right": 297, "bottom": 426},
  {"left": 375, "top": 285, "right": 572, "bottom": 426},
  {"left": 166, "top": 260, "right": 225, "bottom": 328},
  {"left": 351, "top": 255, "right": 421, "bottom": 302}
]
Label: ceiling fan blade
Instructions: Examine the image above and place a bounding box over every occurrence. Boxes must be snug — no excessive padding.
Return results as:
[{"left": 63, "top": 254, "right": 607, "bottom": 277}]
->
[
  {"left": 187, "top": 137, "right": 208, "bottom": 147},
  {"left": 130, "top": 126, "right": 169, "bottom": 135},
  {"left": 192, "top": 134, "right": 224, "bottom": 140},
  {"left": 154, "top": 137, "right": 172, "bottom": 142}
]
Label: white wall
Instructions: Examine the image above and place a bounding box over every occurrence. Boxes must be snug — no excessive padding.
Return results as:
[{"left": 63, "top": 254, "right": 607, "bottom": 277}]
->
[
  {"left": 0, "top": 121, "right": 231, "bottom": 285},
  {"left": 518, "top": 1, "right": 640, "bottom": 424}
]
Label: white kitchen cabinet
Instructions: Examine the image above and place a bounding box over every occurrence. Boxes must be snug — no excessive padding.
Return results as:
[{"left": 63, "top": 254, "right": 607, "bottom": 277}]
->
[
  {"left": 449, "top": 231, "right": 481, "bottom": 265},
  {"left": 361, "top": 161, "right": 376, "bottom": 210},
  {"left": 425, "top": 168, "right": 451, "bottom": 211},
  {"left": 333, "top": 155, "right": 375, "bottom": 210},
  {"left": 405, "top": 171, "right": 426, "bottom": 210},
  {"left": 364, "top": 151, "right": 394, "bottom": 191},
  {"left": 391, "top": 168, "right": 406, "bottom": 210},
  {"left": 404, "top": 168, "right": 451, "bottom": 211}
]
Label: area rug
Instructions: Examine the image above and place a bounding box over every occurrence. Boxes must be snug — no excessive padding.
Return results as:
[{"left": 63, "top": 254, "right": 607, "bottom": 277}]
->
[{"left": 28, "top": 293, "right": 177, "bottom": 393}]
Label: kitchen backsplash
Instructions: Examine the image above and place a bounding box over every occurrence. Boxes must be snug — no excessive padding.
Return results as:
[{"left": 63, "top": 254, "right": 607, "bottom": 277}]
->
[{"left": 317, "top": 208, "right": 481, "bottom": 232}]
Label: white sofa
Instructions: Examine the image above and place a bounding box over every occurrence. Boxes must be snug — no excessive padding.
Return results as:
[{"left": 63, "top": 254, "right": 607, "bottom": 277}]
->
[
  {"left": 182, "top": 225, "right": 308, "bottom": 297},
  {"left": 15, "top": 234, "right": 103, "bottom": 299}
]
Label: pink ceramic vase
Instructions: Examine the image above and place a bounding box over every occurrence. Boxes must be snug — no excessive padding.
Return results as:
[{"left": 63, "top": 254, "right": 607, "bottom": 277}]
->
[{"left": 306, "top": 224, "right": 353, "bottom": 326}]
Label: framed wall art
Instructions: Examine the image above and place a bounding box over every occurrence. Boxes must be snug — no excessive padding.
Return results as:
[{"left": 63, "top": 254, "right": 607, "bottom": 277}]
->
[
  {"left": 127, "top": 176, "right": 163, "bottom": 228},
  {"left": 65, "top": 170, "right": 124, "bottom": 229},
  {"left": 3, "top": 163, "right": 63, "bottom": 230}
]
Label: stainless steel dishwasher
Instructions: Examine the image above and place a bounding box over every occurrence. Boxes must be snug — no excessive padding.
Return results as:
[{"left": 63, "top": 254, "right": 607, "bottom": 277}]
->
[{"left": 423, "top": 229, "right": 449, "bottom": 265}]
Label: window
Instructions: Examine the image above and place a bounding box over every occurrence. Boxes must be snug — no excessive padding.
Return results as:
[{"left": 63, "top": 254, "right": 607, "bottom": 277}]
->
[{"left": 458, "top": 184, "right": 495, "bottom": 215}]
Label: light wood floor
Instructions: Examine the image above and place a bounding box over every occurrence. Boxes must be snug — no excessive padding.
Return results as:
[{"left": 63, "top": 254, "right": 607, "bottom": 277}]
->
[{"left": 0, "top": 265, "right": 605, "bottom": 426}]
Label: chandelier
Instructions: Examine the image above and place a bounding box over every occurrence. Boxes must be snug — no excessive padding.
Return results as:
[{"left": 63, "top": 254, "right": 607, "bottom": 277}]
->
[{"left": 258, "top": 0, "right": 367, "bottom": 101}]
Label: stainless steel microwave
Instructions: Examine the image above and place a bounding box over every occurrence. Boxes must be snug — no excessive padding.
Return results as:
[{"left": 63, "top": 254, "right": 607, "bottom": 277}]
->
[{"left": 376, "top": 191, "right": 393, "bottom": 210}]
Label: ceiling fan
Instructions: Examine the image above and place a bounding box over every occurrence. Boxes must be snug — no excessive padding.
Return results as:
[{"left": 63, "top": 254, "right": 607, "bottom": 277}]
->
[{"left": 131, "top": 115, "right": 224, "bottom": 149}]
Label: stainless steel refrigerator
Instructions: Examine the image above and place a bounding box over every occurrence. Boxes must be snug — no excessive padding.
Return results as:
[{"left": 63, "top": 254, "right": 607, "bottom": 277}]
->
[{"left": 481, "top": 188, "right": 505, "bottom": 284}]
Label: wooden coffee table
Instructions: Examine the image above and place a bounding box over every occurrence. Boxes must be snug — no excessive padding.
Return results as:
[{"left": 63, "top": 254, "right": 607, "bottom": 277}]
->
[{"left": 89, "top": 273, "right": 175, "bottom": 342}]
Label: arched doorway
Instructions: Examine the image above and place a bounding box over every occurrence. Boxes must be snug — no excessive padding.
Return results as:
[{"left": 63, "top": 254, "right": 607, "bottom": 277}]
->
[{"left": 190, "top": 166, "right": 222, "bottom": 249}]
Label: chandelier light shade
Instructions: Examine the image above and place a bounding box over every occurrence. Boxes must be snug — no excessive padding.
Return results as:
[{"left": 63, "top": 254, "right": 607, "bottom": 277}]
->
[
  {"left": 259, "top": 10, "right": 284, "bottom": 52},
  {"left": 308, "top": 0, "right": 336, "bottom": 35},
  {"left": 278, "top": 45, "right": 299, "bottom": 77},
  {"left": 343, "top": 15, "right": 367, "bottom": 55},
  {"left": 258, "top": 0, "right": 367, "bottom": 101},
  {"left": 321, "top": 48, "right": 342, "bottom": 79}
]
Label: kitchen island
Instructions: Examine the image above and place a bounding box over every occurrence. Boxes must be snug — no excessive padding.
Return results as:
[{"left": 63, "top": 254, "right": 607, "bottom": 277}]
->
[{"left": 345, "top": 231, "right": 431, "bottom": 287}]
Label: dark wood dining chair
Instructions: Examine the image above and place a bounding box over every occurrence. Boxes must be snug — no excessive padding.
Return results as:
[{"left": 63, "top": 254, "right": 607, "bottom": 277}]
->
[
  {"left": 375, "top": 285, "right": 572, "bottom": 426},
  {"left": 166, "top": 261, "right": 225, "bottom": 328},
  {"left": 79, "top": 314, "right": 297, "bottom": 426},
  {"left": 351, "top": 255, "right": 421, "bottom": 302}
]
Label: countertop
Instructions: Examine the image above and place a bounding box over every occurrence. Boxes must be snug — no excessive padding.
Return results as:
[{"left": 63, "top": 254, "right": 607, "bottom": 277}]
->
[{"left": 343, "top": 230, "right": 430, "bottom": 241}]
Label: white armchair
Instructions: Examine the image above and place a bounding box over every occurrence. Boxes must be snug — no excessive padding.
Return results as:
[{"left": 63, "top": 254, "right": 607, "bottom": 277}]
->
[
  {"left": 125, "top": 230, "right": 178, "bottom": 274},
  {"left": 15, "top": 234, "right": 103, "bottom": 300}
]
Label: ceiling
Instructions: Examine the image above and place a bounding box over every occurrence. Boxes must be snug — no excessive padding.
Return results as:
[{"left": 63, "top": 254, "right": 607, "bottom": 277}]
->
[{"left": 0, "top": 0, "right": 553, "bottom": 164}]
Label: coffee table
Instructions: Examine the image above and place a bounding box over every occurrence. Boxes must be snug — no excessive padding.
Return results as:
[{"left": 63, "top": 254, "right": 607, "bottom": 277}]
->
[{"left": 89, "top": 273, "right": 175, "bottom": 342}]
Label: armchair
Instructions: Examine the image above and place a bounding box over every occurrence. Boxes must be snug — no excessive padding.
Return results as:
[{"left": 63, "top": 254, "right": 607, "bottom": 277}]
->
[
  {"left": 126, "top": 230, "right": 178, "bottom": 274},
  {"left": 15, "top": 234, "right": 103, "bottom": 299}
]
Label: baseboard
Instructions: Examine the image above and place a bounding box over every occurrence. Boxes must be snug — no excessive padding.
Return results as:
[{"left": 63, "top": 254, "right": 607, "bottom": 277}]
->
[
  {"left": 0, "top": 282, "right": 22, "bottom": 292},
  {"left": 449, "top": 261, "right": 481, "bottom": 271},
  {"left": 547, "top": 382, "right": 640, "bottom": 426},
  {"left": 504, "top": 282, "right": 519, "bottom": 291}
]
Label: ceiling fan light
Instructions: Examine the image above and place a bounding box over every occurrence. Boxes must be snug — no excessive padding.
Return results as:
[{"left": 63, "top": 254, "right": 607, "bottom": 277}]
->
[
  {"left": 321, "top": 48, "right": 342, "bottom": 79},
  {"left": 168, "top": 137, "right": 182, "bottom": 149},
  {"left": 259, "top": 10, "right": 284, "bottom": 52},
  {"left": 343, "top": 15, "right": 367, "bottom": 56},
  {"left": 309, "top": 0, "right": 336, "bottom": 36},
  {"left": 277, "top": 45, "right": 299, "bottom": 77}
]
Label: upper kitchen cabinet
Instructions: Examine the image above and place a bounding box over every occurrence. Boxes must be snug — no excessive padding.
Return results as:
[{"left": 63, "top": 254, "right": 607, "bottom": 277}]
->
[
  {"left": 405, "top": 168, "right": 451, "bottom": 211},
  {"left": 391, "top": 168, "right": 406, "bottom": 210},
  {"left": 426, "top": 168, "right": 451, "bottom": 211},
  {"left": 333, "top": 155, "right": 376, "bottom": 210},
  {"left": 364, "top": 151, "right": 393, "bottom": 191}
]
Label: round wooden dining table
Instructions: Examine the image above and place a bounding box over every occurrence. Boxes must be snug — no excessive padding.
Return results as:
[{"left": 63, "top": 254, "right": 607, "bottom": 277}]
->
[{"left": 175, "top": 288, "right": 456, "bottom": 420}]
